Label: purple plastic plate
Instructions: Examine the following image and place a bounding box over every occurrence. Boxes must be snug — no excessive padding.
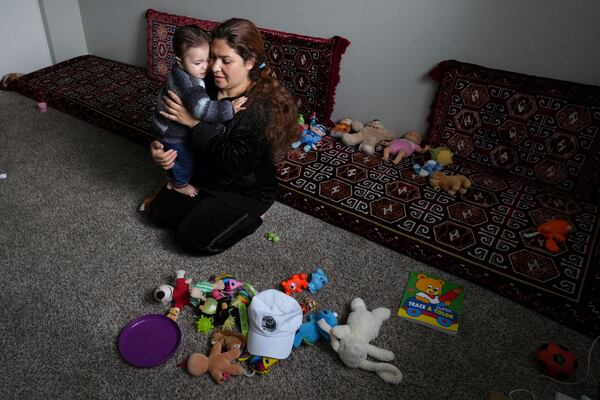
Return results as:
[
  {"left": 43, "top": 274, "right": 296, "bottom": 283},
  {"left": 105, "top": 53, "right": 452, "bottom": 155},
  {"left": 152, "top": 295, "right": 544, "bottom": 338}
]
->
[{"left": 118, "top": 314, "right": 181, "bottom": 368}]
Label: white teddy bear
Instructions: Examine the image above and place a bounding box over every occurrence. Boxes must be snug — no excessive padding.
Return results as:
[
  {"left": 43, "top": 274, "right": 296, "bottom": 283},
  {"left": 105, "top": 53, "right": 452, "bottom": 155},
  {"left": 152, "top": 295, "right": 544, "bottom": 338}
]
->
[{"left": 318, "top": 298, "right": 403, "bottom": 384}]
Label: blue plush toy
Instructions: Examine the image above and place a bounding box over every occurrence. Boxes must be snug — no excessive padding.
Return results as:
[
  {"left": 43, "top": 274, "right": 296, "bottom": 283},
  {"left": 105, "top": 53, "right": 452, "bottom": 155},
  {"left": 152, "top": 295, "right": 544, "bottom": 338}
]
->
[
  {"left": 291, "top": 113, "right": 330, "bottom": 152},
  {"left": 413, "top": 159, "right": 442, "bottom": 177},
  {"left": 308, "top": 268, "right": 328, "bottom": 293},
  {"left": 293, "top": 309, "right": 338, "bottom": 348}
]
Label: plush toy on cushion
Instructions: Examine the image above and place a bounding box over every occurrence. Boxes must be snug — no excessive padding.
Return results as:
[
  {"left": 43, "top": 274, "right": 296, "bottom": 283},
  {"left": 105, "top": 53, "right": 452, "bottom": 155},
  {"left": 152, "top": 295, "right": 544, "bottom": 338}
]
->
[
  {"left": 317, "top": 298, "right": 403, "bottom": 384},
  {"left": 429, "top": 146, "right": 454, "bottom": 167},
  {"left": 413, "top": 146, "right": 454, "bottom": 177},
  {"left": 340, "top": 119, "right": 401, "bottom": 155},
  {"left": 291, "top": 113, "right": 330, "bottom": 152},
  {"left": 429, "top": 171, "right": 472, "bottom": 196},
  {"left": 330, "top": 117, "right": 364, "bottom": 138},
  {"left": 382, "top": 131, "right": 430, "bottom": 165}
]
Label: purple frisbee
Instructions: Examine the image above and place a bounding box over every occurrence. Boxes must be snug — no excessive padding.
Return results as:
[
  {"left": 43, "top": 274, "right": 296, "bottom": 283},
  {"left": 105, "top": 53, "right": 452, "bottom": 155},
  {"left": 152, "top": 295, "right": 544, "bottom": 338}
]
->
[{"left": 118, "top": 314, "right": 181, "bottom": 368}]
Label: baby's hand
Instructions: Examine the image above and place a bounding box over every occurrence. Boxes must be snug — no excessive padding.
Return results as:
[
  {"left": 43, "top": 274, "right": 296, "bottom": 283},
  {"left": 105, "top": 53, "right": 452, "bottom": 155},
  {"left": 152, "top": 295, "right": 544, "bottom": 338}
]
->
[{"left": 231, "top": 96, "right": 248, "bottom": 113}]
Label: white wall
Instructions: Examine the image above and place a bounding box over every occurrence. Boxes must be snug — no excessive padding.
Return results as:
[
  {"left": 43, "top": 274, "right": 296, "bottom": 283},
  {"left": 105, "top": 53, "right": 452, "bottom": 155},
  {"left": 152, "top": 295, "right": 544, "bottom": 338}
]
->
[
  {"left": 39, "top": 0, "right": 88, "bottom": 63},
  {"left": 77, "top": 0, "right": 600, "bottom": 133},
  {"left": 0, "top": 0, "right": 52, "bottom": 77}
]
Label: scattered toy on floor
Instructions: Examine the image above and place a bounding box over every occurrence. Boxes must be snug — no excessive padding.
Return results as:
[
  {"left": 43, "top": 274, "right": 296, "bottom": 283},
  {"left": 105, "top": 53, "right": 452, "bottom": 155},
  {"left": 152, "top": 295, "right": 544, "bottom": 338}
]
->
[
  {"left": 318, "top": 297, "right": 403, "bottom": 384},
  {"left": 293, "top": 309, "right": 338, "bottom": 348},
  {"left": 189, "top": 280, "right": 225, "bottom": 307},
  {"left": 300, "top": 297, "right": 317, "bottom": 315},
  {"left": 265, "top": 232, "right": 280, "bottom": 244},
  {"left": 187, "top": 339, "right": 244, "bottom": 384},
  {"left": 212, "top": 329, "right": 246, "bottom": 351},
  {"left": 238, "top": 353, "right": 279, "bottom": 376},
  {"left": 429, "top": 171, "right": 471, "bottom": 196},
  {"left": 281, "top": 273, "right": 309, "bottom": 295},
  {"left": 38, "top": 102, "right": 47, "bottom": 112},
  {"left": 154, "top": 270, "right": 196, "bottom": 320},
  {"left": 307, "top": 267, "right": 328, "bottom": 293},
  {"left": 536, "top": 341, "right": 577, "bottom": 380}
]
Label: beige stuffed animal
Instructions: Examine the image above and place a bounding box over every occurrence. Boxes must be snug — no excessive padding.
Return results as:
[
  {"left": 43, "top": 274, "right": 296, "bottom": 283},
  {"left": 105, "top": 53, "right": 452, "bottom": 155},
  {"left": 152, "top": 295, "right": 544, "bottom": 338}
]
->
[
  {"left": 341, "top": 119, "right": 401, "bottom": 155},
  {"left": 187, "top": 339, "right": 244, "bottom": 384},
  {"left": 317, "top": 298, "right": 403, "bottom": 384},
  {"left": 330, "top": 117, "right": 364, "bottom": 138},
  {"left": 429, "top": 171, "right": 472, "bottom": 196}
]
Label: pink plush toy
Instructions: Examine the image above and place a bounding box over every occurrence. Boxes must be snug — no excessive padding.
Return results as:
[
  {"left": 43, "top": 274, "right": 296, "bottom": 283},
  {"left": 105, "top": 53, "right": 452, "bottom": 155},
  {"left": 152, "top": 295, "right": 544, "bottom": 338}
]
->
[{"left": 382, "top": 131, "right": 430, "bottom": 165}]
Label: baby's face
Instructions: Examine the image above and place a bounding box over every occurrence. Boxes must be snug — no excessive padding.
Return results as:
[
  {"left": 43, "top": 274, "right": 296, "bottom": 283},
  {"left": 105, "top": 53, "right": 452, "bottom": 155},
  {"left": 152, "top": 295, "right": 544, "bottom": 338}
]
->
[{"left": 178, "top": 44, "right": 210, "bottom": 79}]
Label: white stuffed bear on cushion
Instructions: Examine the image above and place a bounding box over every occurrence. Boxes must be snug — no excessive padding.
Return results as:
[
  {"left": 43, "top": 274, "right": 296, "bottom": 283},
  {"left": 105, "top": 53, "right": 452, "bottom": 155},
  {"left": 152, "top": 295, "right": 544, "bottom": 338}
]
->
[{"left": 318, "top": 298, "right": 403, "bottom": 384}]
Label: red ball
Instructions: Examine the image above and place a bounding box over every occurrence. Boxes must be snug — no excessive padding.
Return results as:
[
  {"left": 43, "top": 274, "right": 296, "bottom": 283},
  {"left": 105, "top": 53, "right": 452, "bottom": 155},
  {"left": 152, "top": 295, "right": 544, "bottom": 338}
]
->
[{"left": 536, "top": 341, "right": 578, "bottom": 380}]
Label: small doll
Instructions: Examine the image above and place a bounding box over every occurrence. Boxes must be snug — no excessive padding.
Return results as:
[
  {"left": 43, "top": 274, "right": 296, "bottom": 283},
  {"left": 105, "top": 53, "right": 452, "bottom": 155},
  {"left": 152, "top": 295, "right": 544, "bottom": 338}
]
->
[{"left": 382, "top": 130, "right": 430, "bottom": 165}]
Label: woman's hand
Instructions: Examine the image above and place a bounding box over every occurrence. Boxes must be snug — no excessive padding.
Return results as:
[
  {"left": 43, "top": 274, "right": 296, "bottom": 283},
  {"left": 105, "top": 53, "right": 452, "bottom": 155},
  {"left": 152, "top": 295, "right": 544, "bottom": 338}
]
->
[
  {"left": 159, "top": 90, "right": 200, "bottom": 128},
  {"left": 150, "top": 140, "right": 177, "bottom": 170}
]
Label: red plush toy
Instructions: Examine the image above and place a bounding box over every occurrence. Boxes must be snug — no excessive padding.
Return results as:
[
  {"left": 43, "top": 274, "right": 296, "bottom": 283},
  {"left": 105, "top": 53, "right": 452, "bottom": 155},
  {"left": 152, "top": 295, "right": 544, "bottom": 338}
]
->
[
  {"left": 281, "top": 273, "right": 309, "bottom": 295},
  {"left": 536, "top": 341, "right": 578, "bottom": 380},
  {"left": 169, "top": 270, "right": 192, "bottom": 320}
]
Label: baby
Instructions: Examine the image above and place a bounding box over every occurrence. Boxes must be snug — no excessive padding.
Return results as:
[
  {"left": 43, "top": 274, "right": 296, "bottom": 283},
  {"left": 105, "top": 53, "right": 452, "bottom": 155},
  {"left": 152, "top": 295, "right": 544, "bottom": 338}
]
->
[
  {"left": 382, "top": 131, "right": 430, "bottom": 165},
  {"left": 151, "top": 25, "right": 246, "bottom": 197}
]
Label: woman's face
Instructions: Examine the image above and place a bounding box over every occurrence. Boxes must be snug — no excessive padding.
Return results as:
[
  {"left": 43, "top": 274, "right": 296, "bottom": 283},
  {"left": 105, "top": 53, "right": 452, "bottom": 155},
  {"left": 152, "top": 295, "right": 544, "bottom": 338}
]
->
[{"left": 210, "top": 38, "right": 254, "bottom": 96}]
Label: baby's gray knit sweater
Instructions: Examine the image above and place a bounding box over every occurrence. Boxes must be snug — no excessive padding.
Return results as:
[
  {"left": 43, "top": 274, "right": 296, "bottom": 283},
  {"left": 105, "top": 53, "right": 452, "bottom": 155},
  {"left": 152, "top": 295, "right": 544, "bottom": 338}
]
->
[{"left": 151, "top": 65, "right": 234, "bottom": 143}]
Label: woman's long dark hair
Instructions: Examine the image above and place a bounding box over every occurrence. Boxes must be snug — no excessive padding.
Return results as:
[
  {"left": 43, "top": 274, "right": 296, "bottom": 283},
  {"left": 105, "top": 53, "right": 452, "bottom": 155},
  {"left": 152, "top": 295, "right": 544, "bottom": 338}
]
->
[{"left": 212, "top": 18, "right": 298, "bottom": 154}]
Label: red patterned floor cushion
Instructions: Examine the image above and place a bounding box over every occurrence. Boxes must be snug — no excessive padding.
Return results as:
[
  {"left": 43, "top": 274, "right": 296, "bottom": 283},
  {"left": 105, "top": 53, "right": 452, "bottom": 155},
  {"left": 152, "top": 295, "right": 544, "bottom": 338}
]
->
[
  {"left": 276, "top": 136, "right": 600, "bottom": 336},
  {"left": 146, "top": 8, "right": 350, "bottom": 125},
  {"left": 427, "top": 60, "right": 600, "bottom": 203},
  {"left": 8, "top": 55, "right": 159, "bottom": 143}
]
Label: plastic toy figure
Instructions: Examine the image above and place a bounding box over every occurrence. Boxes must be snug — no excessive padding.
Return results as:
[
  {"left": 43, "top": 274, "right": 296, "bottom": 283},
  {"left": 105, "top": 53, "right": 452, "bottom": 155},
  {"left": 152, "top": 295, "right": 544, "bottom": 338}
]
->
[{"left": 281, "top": 273, "right": 309, "bottom": 295}]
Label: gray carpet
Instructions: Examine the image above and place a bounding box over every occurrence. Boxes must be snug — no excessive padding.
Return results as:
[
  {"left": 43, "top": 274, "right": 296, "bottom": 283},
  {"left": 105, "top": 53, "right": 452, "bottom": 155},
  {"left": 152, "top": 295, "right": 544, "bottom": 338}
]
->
[{"left": 0, "top": 91, "right": 598, "bottom": 400}]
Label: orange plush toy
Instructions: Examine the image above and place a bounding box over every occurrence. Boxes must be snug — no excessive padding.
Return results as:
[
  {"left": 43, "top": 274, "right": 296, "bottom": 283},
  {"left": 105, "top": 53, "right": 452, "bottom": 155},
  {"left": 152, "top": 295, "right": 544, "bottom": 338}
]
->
[
  {"left": 527, "top": 219, "right": 572, "bottom": 253},
  {"left": 281, "top": 273, "right": 309, "bottom": 295},
  {"left": 187, "top": 339, "right": 244, "bottom": 384}
]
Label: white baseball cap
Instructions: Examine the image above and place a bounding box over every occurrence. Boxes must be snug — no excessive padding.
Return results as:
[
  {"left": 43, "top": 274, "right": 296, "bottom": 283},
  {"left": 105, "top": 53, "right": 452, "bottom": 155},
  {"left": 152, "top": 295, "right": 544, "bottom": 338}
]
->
[{"left": 247, "top": 289, "right": 303, "bottom": 359}]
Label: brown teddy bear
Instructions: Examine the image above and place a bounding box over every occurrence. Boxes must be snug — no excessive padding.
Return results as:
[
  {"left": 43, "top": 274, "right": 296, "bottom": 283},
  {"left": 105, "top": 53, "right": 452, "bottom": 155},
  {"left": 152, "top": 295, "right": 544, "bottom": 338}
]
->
[
  {"left": 340, "top": 119, "right": 402, "bottom": 155},
  {"left": 186, "top": 339, "right": 244, "bottom": 384},
  {"left": 429, "top": 171, "right": 472, "bottom": 196}
]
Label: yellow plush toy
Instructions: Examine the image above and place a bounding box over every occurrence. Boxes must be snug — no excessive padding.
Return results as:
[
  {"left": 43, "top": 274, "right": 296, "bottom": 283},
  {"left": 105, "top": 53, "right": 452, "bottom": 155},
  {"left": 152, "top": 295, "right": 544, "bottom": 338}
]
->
[
  {"left": 429, "top": 171, "right": 471, "bottom": 196},
  {"left": 429, "top": 146, "right": 454, "bottom": 167}
]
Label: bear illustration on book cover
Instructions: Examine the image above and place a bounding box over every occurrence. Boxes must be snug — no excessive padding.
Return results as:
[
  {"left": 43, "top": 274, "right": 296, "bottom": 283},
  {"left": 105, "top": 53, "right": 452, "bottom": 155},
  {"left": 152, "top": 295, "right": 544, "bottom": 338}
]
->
[{"left": 397, "top": 271, "right": 464, "bottom": 335}]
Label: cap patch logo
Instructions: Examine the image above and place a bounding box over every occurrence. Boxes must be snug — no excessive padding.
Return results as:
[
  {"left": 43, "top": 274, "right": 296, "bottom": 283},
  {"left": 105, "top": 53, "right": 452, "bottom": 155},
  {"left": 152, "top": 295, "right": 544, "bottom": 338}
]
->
[{"left": 261, "top": 316, "right": 277, "bottom": 332}]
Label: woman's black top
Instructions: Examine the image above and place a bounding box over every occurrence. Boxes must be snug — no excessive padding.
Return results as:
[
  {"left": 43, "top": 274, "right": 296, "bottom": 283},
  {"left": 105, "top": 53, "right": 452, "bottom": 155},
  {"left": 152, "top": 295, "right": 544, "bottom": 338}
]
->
[{"left": 188, "top": 91, "right": 277, "bottom": 219}]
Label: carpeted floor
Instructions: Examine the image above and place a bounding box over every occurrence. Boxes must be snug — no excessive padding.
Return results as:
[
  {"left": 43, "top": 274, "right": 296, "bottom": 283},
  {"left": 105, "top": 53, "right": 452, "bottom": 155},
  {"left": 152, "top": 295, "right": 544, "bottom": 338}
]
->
[{"left": 0, "top": 91, "right": 598, "bottom": 399}]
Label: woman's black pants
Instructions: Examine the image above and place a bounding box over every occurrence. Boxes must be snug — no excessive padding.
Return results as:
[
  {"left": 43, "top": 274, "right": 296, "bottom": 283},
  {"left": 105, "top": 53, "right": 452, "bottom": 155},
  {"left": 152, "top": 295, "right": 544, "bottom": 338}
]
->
[{"left": 149, "top": 186, "right": 262, "bottom": 255}]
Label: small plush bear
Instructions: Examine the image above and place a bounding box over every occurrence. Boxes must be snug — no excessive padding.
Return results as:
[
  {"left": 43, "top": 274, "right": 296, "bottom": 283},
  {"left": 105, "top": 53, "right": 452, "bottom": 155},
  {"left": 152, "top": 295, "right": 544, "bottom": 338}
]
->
[{"left": 429, "top": 171, "right": 472, "bottom": 196}]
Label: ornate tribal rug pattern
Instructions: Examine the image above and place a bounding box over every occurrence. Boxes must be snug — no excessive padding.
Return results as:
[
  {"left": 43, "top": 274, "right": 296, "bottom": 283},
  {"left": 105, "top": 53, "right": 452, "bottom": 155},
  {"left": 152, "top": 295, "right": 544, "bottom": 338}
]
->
[{"left": 276, "top": 59, "right": 600, "bottom": 336}]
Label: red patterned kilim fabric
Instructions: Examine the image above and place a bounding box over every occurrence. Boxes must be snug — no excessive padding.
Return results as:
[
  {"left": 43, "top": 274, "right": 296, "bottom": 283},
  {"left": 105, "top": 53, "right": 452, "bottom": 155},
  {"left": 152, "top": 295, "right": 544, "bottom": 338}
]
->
[
  {"left": 275, "top": 60, "right": 600, "bottom": 336},
  {"left": 146, "top": 9, "right": 350, "bottom": 125},
  {"left": 428, "top": 60, "right": 600, "bottom": 202},
  {"left": 8, "top": 55, "right": 160, "bottom": 143}
]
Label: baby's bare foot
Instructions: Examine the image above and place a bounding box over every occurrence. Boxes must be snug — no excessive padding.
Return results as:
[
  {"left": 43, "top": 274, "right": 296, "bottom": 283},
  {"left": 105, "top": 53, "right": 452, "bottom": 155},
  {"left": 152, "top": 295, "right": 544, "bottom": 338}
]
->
[
  {"left": 166, "top": 182, "right": 173, "bottom": 190},
  {"left": 174, "top": 184, "right": 199, "bottom": 197}
]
